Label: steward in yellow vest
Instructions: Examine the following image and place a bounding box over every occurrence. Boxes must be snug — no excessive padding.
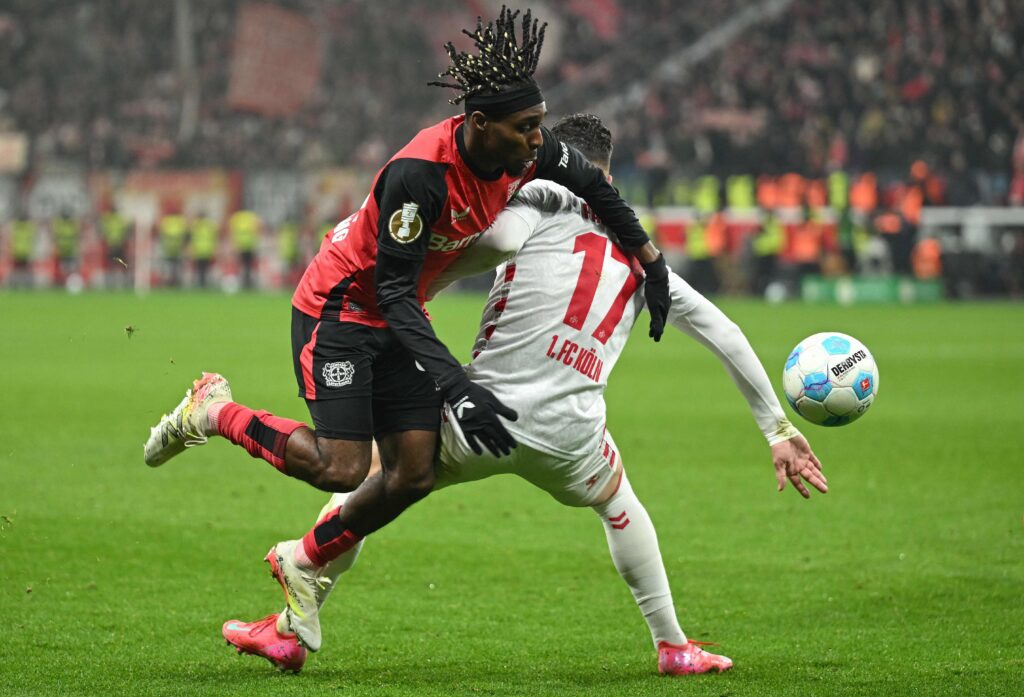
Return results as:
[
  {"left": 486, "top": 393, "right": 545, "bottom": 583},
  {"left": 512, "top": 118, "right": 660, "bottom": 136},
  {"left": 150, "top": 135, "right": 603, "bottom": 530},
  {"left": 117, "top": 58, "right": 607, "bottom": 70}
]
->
[
  {"left": 10, "top": 218, "right": 37, "bottom": 288},
  {"left": 229, "top": 210, "right": 262, "bottom": 289},
  {"left": 191, "top": 216, "right": 219, "bottom": 288},
  {"left": 159, "top": 213, "right": 188, "bottom": 287}
]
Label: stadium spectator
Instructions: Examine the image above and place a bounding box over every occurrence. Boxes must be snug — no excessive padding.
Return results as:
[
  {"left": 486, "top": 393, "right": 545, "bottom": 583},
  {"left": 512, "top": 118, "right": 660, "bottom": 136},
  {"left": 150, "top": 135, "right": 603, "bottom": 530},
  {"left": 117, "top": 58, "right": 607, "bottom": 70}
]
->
[{"left": 946, "top": 151, "right": 981, "bottom": 206}]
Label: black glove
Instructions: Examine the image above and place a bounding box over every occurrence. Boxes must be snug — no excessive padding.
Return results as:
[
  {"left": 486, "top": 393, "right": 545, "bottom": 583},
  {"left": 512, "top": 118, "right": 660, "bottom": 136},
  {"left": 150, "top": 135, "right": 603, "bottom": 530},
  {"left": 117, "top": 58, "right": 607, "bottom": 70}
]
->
[
  {"left": 438, "top": 369, "right": 519, "bottom": 457},
  {"left": 641, "top": 253, "right": 670, "bottom": 342}
]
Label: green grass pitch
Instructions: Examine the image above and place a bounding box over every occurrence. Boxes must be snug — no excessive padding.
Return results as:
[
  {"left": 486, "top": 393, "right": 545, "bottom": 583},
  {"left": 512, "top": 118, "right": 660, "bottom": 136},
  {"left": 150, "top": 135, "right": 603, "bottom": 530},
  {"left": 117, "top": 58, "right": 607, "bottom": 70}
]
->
[{"left": 1, "top": 291, "right": 1022, "bottom": 696}]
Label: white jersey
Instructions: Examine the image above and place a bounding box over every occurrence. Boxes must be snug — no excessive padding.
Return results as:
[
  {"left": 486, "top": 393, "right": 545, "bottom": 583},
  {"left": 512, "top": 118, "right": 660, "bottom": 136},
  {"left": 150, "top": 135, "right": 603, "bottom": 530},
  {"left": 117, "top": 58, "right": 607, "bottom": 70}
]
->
[
  {"left": 465, "top": 180, "right": 647, "bottom": 458},
  {"left": 450, "top": 179, "right": 797, "bottom": 460}
]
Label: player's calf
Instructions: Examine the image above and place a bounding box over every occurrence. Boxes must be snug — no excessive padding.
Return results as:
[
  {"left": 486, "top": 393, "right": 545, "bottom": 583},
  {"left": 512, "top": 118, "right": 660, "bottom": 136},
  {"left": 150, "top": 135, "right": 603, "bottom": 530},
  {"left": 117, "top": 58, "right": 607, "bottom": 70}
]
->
[
  {"left": 209, "top": 401, "right": 307, "bottom": 472},
  {"left": 381, "top": 461, "right": 435, "bottom": 507},
  {"left": 205, "top": 400, "right": 373, "bottom": 492},
  {"left": 281, "top": 434, "right": 372, "bottom": 492},
  {"left": 377, "top": 430, "right": 438, "bottom": 505}
]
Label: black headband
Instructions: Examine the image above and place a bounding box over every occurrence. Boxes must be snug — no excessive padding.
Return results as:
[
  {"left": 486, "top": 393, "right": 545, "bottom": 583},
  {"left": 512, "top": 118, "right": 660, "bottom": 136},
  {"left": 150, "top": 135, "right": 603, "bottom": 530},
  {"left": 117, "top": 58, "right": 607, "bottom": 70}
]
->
[{"left": 465, "top": 82, "right": 545, "bottom": 118}]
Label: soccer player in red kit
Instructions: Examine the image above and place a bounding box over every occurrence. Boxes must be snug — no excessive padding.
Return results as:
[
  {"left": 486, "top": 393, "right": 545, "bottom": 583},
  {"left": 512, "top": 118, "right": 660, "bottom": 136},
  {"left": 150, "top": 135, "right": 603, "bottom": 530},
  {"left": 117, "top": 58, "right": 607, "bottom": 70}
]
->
[{"left": 143, "top": 8, "right": 670, "bottom": 651}]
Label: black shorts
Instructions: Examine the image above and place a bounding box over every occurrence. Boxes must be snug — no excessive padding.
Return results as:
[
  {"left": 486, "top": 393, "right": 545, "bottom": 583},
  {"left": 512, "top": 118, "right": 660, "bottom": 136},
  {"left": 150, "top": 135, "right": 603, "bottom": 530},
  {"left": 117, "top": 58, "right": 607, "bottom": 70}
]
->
[{"left": 291, "top": 307, "right": 442, "bottom": 440}]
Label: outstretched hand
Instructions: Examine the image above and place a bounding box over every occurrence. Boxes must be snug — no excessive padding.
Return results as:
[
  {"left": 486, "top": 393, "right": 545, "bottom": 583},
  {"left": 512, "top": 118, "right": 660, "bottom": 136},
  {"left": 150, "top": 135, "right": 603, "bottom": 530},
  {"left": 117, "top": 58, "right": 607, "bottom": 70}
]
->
[{"left": 772, "top": 434, "right": 827, "bottom": 499}]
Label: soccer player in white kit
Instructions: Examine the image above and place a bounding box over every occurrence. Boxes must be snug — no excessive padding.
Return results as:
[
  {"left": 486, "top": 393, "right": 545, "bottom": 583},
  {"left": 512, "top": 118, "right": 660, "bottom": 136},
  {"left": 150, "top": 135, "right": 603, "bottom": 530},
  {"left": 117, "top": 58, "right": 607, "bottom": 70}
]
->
[{"left": 222, "top": 114, "right": 827, "bottom": 676}]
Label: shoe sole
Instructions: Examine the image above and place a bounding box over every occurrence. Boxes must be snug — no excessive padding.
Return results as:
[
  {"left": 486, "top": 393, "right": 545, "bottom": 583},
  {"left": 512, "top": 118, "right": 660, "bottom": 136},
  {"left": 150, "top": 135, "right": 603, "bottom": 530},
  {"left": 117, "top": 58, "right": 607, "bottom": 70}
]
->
[
  {"left": 659, "top": 665, "right": 732, "bottom": 675},
  {"left": 224, "top": 636, "right": 303, "bottom": 673},
  {"left": 659, "top": 660, "right": 733, "bottom": 675},
  {"left": 143, "top": 431, "right": 185, "bottom": 468}
]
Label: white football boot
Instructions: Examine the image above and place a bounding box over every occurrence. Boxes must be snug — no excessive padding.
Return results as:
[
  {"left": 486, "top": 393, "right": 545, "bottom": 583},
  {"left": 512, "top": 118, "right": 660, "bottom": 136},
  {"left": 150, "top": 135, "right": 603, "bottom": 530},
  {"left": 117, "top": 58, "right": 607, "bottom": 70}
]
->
[
  {"left": 265, "top": 539, "right": 332, "bottom": 652},
  {"left": 144, "top": 372, "right": 232, "bottom": 467}
]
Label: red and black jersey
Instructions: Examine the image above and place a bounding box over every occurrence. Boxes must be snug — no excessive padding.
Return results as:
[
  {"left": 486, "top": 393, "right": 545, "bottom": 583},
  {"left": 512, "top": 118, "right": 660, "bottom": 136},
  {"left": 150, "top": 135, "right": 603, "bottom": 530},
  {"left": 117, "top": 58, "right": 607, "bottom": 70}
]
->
[
  {"left": 293, "top": 115, "right": 533, "bottom": 326},
  {"left": 292, "top": 114, "right": 650, "bottom": 385}
]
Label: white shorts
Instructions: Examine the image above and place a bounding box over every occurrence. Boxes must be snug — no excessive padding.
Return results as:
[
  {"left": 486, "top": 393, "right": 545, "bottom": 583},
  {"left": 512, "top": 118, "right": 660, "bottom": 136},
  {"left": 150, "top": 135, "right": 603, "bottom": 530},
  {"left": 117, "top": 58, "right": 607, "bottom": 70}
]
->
[{"left": 436, "top": 408, "right": 621, "bottom": 508}]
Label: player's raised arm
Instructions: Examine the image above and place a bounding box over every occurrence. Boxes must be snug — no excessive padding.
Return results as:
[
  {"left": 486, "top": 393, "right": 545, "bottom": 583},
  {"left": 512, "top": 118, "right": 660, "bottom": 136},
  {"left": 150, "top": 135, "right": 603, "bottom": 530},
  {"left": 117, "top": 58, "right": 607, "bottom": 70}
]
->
[
  {"left": 663, "top": 272, "right": 827, "bottom": 498},
  {"left": 533, "top": 126, "right": 670, "bottom": 341},
  {"left": 373, "top": 160, "right": 518, "bottom": 458}
]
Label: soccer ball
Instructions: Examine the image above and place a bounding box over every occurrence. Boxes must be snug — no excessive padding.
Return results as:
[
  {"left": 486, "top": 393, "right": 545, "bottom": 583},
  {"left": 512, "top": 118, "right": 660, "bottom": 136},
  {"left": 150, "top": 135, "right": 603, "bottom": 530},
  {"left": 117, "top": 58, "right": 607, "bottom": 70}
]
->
[{"left": 782, "top": 332, "right": 879, "bottom": 427}]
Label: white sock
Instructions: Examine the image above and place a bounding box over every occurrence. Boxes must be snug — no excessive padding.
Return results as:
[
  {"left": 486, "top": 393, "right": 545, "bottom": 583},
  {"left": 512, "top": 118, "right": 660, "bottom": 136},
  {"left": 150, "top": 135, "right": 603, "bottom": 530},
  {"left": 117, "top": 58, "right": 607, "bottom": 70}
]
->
[
  {"left": 206, "top": 401, "right": 228, "bottom": 435},
  {"left": 277, "top": 492, "right": 365, "bottom": 636},
  {"left": 591, "top": 473, "right": 686, "bottom": 647}
]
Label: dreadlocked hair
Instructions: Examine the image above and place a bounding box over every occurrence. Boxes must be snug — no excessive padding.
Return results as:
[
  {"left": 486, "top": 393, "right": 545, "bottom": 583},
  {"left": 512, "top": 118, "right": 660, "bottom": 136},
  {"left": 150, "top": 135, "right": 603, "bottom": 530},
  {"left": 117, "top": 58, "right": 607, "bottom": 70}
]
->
[
  {"left": 551, "top": 114, "right": 613, "bottom": 166},
  {"left": 428, "top": 6, "right": 547, "bottom": 105}
]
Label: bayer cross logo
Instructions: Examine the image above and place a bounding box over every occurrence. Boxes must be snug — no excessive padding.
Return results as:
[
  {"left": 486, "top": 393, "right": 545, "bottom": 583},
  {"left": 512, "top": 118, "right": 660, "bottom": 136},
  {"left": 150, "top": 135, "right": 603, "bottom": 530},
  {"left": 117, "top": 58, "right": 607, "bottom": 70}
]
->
[{"left": 322, "top": 361, "right": 355, "bottom": 388}]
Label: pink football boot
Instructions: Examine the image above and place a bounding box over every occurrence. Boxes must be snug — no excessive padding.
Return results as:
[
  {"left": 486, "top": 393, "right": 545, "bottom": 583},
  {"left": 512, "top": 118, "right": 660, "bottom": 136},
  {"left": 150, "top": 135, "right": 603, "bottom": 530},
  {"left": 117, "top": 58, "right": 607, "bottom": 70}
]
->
[
  {"left": 222, "top": 614, "right": 307, "bottom": 673},
  {"left": 657, "top": 640, "right": 733, "bottom": 675}
]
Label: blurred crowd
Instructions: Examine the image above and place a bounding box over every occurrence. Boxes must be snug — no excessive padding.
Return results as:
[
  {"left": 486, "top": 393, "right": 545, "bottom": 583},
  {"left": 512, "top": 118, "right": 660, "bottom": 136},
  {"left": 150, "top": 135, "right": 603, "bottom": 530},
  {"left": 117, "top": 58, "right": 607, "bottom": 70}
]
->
[
  {"left": 1, "top": 0, "right": 427, "bottom": 168},
  {"left": 605, "top": 0, "right": 1024, "bottom": 206},
  {"left": 1, "top": 0, "right": 1017, "bottom": 198},
  {"left": 0, "top": 0, "right": 730, "bottom": 171},
  {"left": 2, "top": 0, "right": 1024, "bottom": 297}
]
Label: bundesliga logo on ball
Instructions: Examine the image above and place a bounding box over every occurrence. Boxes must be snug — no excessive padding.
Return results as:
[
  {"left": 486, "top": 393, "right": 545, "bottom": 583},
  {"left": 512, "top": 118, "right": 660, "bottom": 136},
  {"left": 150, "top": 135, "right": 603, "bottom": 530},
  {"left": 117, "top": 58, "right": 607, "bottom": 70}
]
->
[{"left": 782, "top": 332, "right": 879, "bottom": 427}]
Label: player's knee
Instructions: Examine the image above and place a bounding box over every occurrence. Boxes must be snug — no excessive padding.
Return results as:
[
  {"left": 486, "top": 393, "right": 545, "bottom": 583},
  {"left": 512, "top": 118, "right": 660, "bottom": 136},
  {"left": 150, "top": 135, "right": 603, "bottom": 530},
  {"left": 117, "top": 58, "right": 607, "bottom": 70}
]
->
[
  {"left": 408, "top": 467, "right": 436, "bottom": 501},
  {"left": 386, "top": 464, "right": 435, "bottom": 503},
  {"left": 298, "top": 438, "right": 373, "bottom": 492},
  {"left": 311, "top": 454, "right": 369, "bottom": 492}
]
